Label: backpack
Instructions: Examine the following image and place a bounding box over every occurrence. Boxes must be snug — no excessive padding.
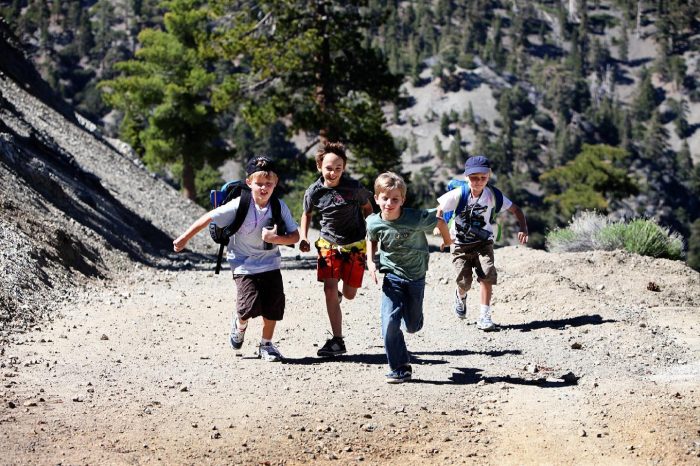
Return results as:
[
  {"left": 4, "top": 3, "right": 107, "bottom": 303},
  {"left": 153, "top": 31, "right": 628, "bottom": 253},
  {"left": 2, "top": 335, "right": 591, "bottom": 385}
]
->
[
  {"left": 443, "top": 179, "right": 504, "bottom": 241},
  {"left": 208, "top": 180, "right": 285, "bottom": 274}
]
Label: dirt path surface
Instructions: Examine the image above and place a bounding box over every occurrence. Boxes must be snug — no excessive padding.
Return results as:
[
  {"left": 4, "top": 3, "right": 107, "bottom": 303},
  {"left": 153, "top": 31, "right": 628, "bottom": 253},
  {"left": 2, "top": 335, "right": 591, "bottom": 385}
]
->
[{"left": 1, "top": 244, "right": 699, "bottom": 465}]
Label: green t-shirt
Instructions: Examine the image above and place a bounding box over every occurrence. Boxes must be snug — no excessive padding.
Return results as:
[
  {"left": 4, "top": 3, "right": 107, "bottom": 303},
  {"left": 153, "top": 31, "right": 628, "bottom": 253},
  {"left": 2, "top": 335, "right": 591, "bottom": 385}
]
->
[{"left": 366, "top": 208, "right": 439, "bottom": 281}]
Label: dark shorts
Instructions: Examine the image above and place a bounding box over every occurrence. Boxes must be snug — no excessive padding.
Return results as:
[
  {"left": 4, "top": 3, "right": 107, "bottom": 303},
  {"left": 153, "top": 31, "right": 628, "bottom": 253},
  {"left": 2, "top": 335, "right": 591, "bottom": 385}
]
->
[
  {"left": 233, "top": 269, "right": 285, "bottom": 321},
  {"left": 452, "top": 242, "right": 497, "bottom": 292}
]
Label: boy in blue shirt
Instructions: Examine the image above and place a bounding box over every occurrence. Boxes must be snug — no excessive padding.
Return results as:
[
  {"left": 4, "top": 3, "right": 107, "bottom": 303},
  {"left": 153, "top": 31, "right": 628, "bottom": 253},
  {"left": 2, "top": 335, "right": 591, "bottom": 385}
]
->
[
  {"left": 173, "top": 156, "right": 299, "bottom": 361},
  {"left": 366, "top": 172, "right": 451, "bottom": 383}
]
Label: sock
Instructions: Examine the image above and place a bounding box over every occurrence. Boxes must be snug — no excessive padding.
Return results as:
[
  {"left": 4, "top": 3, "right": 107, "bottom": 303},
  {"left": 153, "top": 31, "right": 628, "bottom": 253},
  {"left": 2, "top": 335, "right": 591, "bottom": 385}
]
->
[
  {"left": 237, "top": 319, "right": 248, "bottom": 331},
  {"left": 480, "top": 304, "right": 491, "bottom": 315},
  {"left": 260, "top": 338, "right": 271, "bottom": 346},
  {"left": 457, "top": 289, "right": 467, "bottom": 299}
]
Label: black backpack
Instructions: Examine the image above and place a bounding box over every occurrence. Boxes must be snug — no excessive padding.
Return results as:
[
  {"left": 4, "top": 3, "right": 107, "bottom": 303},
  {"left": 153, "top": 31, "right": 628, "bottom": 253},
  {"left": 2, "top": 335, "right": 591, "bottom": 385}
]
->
[{"left": 208, "top": 180, "right": 285, "bottom": 274}]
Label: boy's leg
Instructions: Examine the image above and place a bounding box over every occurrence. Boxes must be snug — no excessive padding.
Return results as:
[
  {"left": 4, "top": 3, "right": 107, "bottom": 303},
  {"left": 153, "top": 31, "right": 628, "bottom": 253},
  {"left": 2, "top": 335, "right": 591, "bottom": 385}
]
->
[
  {"left": 381, "top": 274, "right": 411, "bottom": 370},
  {"left": 261, "top": 317, "right": 277, "bottom": 341},
  {"left": 323, "top": 278, "right": 342, "bottom": 337},
  {"left": 402, "top": 277, "right": 426, "bottom": 334},
  {"left": 476, "top": 244, "right": 498, "bottom": 331},
  {"left": 339, "top": 240, "right": 366, "bottom": 301},
  {"left": 452, "top": 246, "right": 475, "bottom": 319}
]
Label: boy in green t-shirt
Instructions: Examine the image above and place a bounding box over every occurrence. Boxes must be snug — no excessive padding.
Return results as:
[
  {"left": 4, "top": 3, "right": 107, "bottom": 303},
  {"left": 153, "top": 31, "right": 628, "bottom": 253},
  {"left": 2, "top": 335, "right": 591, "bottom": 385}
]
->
[{"left": 366, "top": 172, "right": 451, "bottom": 383}]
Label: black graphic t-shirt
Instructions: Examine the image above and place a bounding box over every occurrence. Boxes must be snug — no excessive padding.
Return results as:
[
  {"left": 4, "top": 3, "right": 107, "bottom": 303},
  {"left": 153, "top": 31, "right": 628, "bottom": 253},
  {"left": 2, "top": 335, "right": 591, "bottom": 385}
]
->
[{"left": 303, "top": 175, "right": 372, "bottom": 245}]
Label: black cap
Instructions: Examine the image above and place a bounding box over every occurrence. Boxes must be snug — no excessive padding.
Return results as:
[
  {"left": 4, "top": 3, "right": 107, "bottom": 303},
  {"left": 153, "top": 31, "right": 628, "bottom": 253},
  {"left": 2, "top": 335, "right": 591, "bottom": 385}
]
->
[{"left": 245, "top": 156, "right": 276, "bottom": 176}]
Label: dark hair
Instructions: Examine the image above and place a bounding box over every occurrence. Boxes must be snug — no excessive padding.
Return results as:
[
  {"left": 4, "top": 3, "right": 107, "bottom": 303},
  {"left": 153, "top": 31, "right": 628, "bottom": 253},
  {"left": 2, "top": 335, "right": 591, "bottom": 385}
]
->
[{"left": 315, "top": 141, "right": 347, "bottom": 168}]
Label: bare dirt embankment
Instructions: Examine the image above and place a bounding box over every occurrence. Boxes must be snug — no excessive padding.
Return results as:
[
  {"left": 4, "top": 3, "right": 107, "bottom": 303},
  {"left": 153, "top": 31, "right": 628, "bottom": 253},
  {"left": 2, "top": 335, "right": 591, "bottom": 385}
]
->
[{"left": 1, "top": 243, "right": 698, "bottom": 465}]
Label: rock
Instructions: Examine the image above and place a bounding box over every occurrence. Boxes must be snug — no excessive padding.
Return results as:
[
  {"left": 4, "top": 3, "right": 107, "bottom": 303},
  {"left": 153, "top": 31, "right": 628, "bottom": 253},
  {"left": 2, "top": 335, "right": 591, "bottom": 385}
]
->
[
  {"left": 579, "top": 429, "right": 587, "bottom": 437},
  {"left": 571, "top": 342, "right": 583, "bottom": 350}
]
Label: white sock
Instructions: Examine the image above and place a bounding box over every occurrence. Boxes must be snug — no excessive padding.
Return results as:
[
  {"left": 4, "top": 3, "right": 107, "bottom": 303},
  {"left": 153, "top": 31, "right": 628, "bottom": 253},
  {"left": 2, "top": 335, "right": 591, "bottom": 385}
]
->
[
  {"left": 480, "top": 304, "right": 491, "bottom": 315},
  {"left": 260, "top": 338, "right": 271, "bottom": 345},
  {"left": 457, "top": 289, "right": 467, "bottom": 299},
  {"left": 237, "top": 319, "right": 248, "bottom": 331}
]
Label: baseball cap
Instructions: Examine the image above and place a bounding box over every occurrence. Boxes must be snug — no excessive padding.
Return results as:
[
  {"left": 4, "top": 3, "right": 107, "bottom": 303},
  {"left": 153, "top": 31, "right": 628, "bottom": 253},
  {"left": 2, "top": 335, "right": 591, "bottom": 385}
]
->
[
  {"left": 245, "top": 156, "right": 276, "bottom": 176},
  {"left": 464, "top": 155, "right": 491, "bottom": 175}
]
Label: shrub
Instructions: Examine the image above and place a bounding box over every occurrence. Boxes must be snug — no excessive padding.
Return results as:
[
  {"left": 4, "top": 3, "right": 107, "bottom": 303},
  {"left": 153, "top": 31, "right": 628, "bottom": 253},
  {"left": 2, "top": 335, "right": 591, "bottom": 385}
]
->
[
  {"left": 546, "top": 211, "right": 683, "bottom": 260},
  {"left": 621, "top": 220, "right": 683, "bottom": 259}
]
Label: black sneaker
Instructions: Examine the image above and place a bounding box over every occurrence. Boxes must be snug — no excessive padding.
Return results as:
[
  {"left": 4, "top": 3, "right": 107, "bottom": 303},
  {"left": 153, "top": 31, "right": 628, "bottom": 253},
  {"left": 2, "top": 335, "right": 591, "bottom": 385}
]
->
[{"left": 317, "top": 336, "right": 346, "bottom": 357}]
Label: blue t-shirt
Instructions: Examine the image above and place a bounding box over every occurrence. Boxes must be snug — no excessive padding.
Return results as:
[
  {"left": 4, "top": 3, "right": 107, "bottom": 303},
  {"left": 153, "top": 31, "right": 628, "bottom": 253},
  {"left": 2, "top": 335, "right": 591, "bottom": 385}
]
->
[
  {"left": 209, "top": 197, "right": 298, "bottom": 275},
  {"left": 366, "top": 208, "right": 438, "bottom": 281}
]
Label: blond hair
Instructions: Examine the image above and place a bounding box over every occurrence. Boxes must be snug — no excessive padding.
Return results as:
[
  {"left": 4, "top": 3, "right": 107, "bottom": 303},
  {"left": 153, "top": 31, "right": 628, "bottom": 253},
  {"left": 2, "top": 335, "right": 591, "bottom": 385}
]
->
[{"left": 374, "top": 172, "right": 406, "bottom": 198}]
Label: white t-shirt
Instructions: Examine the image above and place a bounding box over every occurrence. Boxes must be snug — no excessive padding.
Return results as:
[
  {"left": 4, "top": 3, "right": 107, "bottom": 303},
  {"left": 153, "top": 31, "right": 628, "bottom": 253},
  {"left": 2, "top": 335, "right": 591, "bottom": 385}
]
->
[
  {"left": 209, "top": 196, "right": 298, "bottom": 274},
  {"left": 437, "top": 185, "right": 512, "bottom": 243}
]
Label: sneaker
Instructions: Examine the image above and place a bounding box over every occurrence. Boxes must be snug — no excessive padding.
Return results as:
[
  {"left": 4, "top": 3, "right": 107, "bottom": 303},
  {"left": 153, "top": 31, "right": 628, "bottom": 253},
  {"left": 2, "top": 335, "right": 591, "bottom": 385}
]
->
[
  {"left": 258, "top": 342, "right": 283, "bottom": 362},
  {"left": 385, "top": 365, "right": 412, "bottom": 384},
  {"left": 453, "top": 290, "right": 467, "bottom": 320},
  {"left": 477, "top": 309, "right": 497, "bottom": 331},
  {"left": 229, "top": 327, "right": 245, "bottom": 350},
  {"left": 317, "top": 336, "right": 347, "bottom": 357}
]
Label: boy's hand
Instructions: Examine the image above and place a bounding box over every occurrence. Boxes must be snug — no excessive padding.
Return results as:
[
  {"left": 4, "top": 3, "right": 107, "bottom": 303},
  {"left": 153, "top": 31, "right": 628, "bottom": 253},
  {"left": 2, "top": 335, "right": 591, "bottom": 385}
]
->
[
  {"left": 517, "top": 231, "right": 529, "bottom": 244},
  {"left": 262, "top": 224, "right": 277, "bottom": 243},
  {"left": 173, "top": 235, "right": 188, "bottom": 252},
  {"left": 299, "top": 239, "right": 311, "bottom": 252},
  {"left": 440, "top": 238, "right": 452, "bottom": 252}
]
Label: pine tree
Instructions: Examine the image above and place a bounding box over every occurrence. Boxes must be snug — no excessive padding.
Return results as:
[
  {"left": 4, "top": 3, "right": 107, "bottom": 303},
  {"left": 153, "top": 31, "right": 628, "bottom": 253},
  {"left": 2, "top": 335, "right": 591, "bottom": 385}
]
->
[
  {"left": 210, "top": 0, "right": 403, "bottom": 185},
  {"left": 100, "top": 0, "right": 225, "bottom": 202}
]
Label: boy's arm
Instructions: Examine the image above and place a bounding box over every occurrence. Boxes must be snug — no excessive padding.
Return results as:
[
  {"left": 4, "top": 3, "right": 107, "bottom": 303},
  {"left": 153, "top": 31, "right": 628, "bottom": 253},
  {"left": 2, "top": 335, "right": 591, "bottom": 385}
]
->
[
  {"left": 173, "top": 212, "right": 213, "bottom": 252},
  {"left": 436, "top": 217, "right": 452, "bottom": 251},
  {"left": 366, "top": 239, "right": 380, "bottom": 285},
  {"left": 507, "top": 204, "right": 529, "bottom": 244},
  {"left": 299, "top": 211, "right": 312, "bottom": 252}
]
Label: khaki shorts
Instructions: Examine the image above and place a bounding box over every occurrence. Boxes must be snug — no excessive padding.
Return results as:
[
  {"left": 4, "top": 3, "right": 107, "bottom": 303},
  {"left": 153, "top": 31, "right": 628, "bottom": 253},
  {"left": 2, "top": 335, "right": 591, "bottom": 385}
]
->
[{"left": 452, "top": 242, "right": 497, "bottom": 292}]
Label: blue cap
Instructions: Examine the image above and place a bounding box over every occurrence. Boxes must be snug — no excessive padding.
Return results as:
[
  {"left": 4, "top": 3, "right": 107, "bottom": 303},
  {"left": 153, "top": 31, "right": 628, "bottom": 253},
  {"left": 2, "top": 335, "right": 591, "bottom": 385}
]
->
[{"left": 464, "top": 155, "right": 491, "bottom": 175}]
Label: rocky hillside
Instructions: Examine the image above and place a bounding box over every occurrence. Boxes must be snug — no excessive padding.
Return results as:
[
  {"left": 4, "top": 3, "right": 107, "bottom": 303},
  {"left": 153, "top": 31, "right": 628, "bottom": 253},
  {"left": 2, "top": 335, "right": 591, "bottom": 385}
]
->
[{"left": 0, "top": 25, "right": 212, "bottom": 339}]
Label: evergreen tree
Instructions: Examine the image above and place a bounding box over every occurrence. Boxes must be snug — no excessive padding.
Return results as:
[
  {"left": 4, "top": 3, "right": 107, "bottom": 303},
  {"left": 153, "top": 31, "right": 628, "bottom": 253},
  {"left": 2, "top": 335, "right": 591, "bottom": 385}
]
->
[
  {"left": 211, "top": 0, "right": 403, "bottom": 186},
  {"left": 541, "top": 144, "right": 638, "bottom": 219},
  {"left": 641, "top": 109, "right": 669, "bottom": 161},
  {"left": 633, "top": 69, "right": 657, "bottom": 122},
  {"left": 688, "top": 219, "right": 700, "bottom": 272},
  {"left": 100, "top": 0, "right": 225, "bottom": 202}
]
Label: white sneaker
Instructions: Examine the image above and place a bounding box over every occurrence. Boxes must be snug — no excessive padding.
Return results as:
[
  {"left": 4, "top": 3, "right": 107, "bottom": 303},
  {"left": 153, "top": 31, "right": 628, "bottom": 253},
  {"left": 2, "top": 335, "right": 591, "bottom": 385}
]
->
[
  {"left": 258, "top": 342, "right": 283, "bottom": 362},
  {"left": 453, "top": 290, "right": 467, "bottom": 320},
  {"left": 477, "top": 309, "right": 496, "bottom": 331}
]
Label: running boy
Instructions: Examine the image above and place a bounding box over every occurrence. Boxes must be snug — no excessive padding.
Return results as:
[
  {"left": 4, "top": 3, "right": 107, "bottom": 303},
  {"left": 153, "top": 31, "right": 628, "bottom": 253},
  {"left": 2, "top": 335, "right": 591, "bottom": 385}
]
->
[
  {"left": 437, "top": 155, "right": 528, "bottom": 331},
  {"left": 173, "top": 156, "right": 299, "bottom": 361},
  {"left": 366, "top": 172, "right": 451, "bottom": 383},
  {"left": 299, "top": 142, "right": 373, "bottom": 357}
]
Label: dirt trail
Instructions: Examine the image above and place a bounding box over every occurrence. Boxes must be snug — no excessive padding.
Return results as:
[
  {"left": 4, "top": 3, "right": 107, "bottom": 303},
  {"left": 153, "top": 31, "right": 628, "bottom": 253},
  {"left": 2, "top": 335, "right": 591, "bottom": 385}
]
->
[{"left": 1, "top": 245, "right": 699, "bottom": 465}]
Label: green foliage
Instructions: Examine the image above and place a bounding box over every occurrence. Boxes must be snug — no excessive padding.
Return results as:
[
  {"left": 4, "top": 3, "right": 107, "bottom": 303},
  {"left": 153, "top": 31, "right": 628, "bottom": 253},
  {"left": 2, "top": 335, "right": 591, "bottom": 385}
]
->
[
  {"left": 622, "top": 219, "right": 683, "bottom": 259},
  {"left": 546, "top": 211, "right": 683, "bottom": 260},
  {"left": 541, "top": 144, "right": 638, "bottom": 219},
  {"left": 99, "top": 0, "right": 226, "bottom": 200},
  {"left": 688, "top": 219, "right": 700, "bottom": 271},
  {"left": 210, "top": 0, "right": 402, "bottom": 183}
]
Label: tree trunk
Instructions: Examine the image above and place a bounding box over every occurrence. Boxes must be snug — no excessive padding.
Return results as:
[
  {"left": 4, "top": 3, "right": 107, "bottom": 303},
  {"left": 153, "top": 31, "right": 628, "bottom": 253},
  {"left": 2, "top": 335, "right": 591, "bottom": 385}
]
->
[
  {"left": 181, "top": 156, "right": 196, "bottom": 201},
  {"left": 314, "top": 0, "right": 332, "bottom": 143}
]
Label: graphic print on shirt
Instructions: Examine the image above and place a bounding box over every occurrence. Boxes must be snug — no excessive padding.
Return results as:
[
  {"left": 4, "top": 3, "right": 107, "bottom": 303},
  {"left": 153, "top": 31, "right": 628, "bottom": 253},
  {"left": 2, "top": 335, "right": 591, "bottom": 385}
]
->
[{"left": 456, "top": 202, "right": 488, "bottom": 243}]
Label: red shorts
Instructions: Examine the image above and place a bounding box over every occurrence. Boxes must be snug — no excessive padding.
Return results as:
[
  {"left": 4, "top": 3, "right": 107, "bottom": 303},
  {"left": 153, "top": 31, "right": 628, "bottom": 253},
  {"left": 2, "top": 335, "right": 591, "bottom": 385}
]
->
[{"left": 315, "top": 238, "right": 366, "bottom": 289}]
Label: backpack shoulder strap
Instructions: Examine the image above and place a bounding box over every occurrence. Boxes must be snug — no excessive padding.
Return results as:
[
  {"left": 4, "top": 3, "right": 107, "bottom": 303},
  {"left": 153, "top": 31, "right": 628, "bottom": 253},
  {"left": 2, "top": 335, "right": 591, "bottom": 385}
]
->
[
  {"left": 489, "top": 185, "right": 504, "bottom": 214},
  {"left": 456, "top": 183, "right": 469, "bottom": 216},
  {"left": 224, "top": 188, "right": 251, "bottom": 236}
]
